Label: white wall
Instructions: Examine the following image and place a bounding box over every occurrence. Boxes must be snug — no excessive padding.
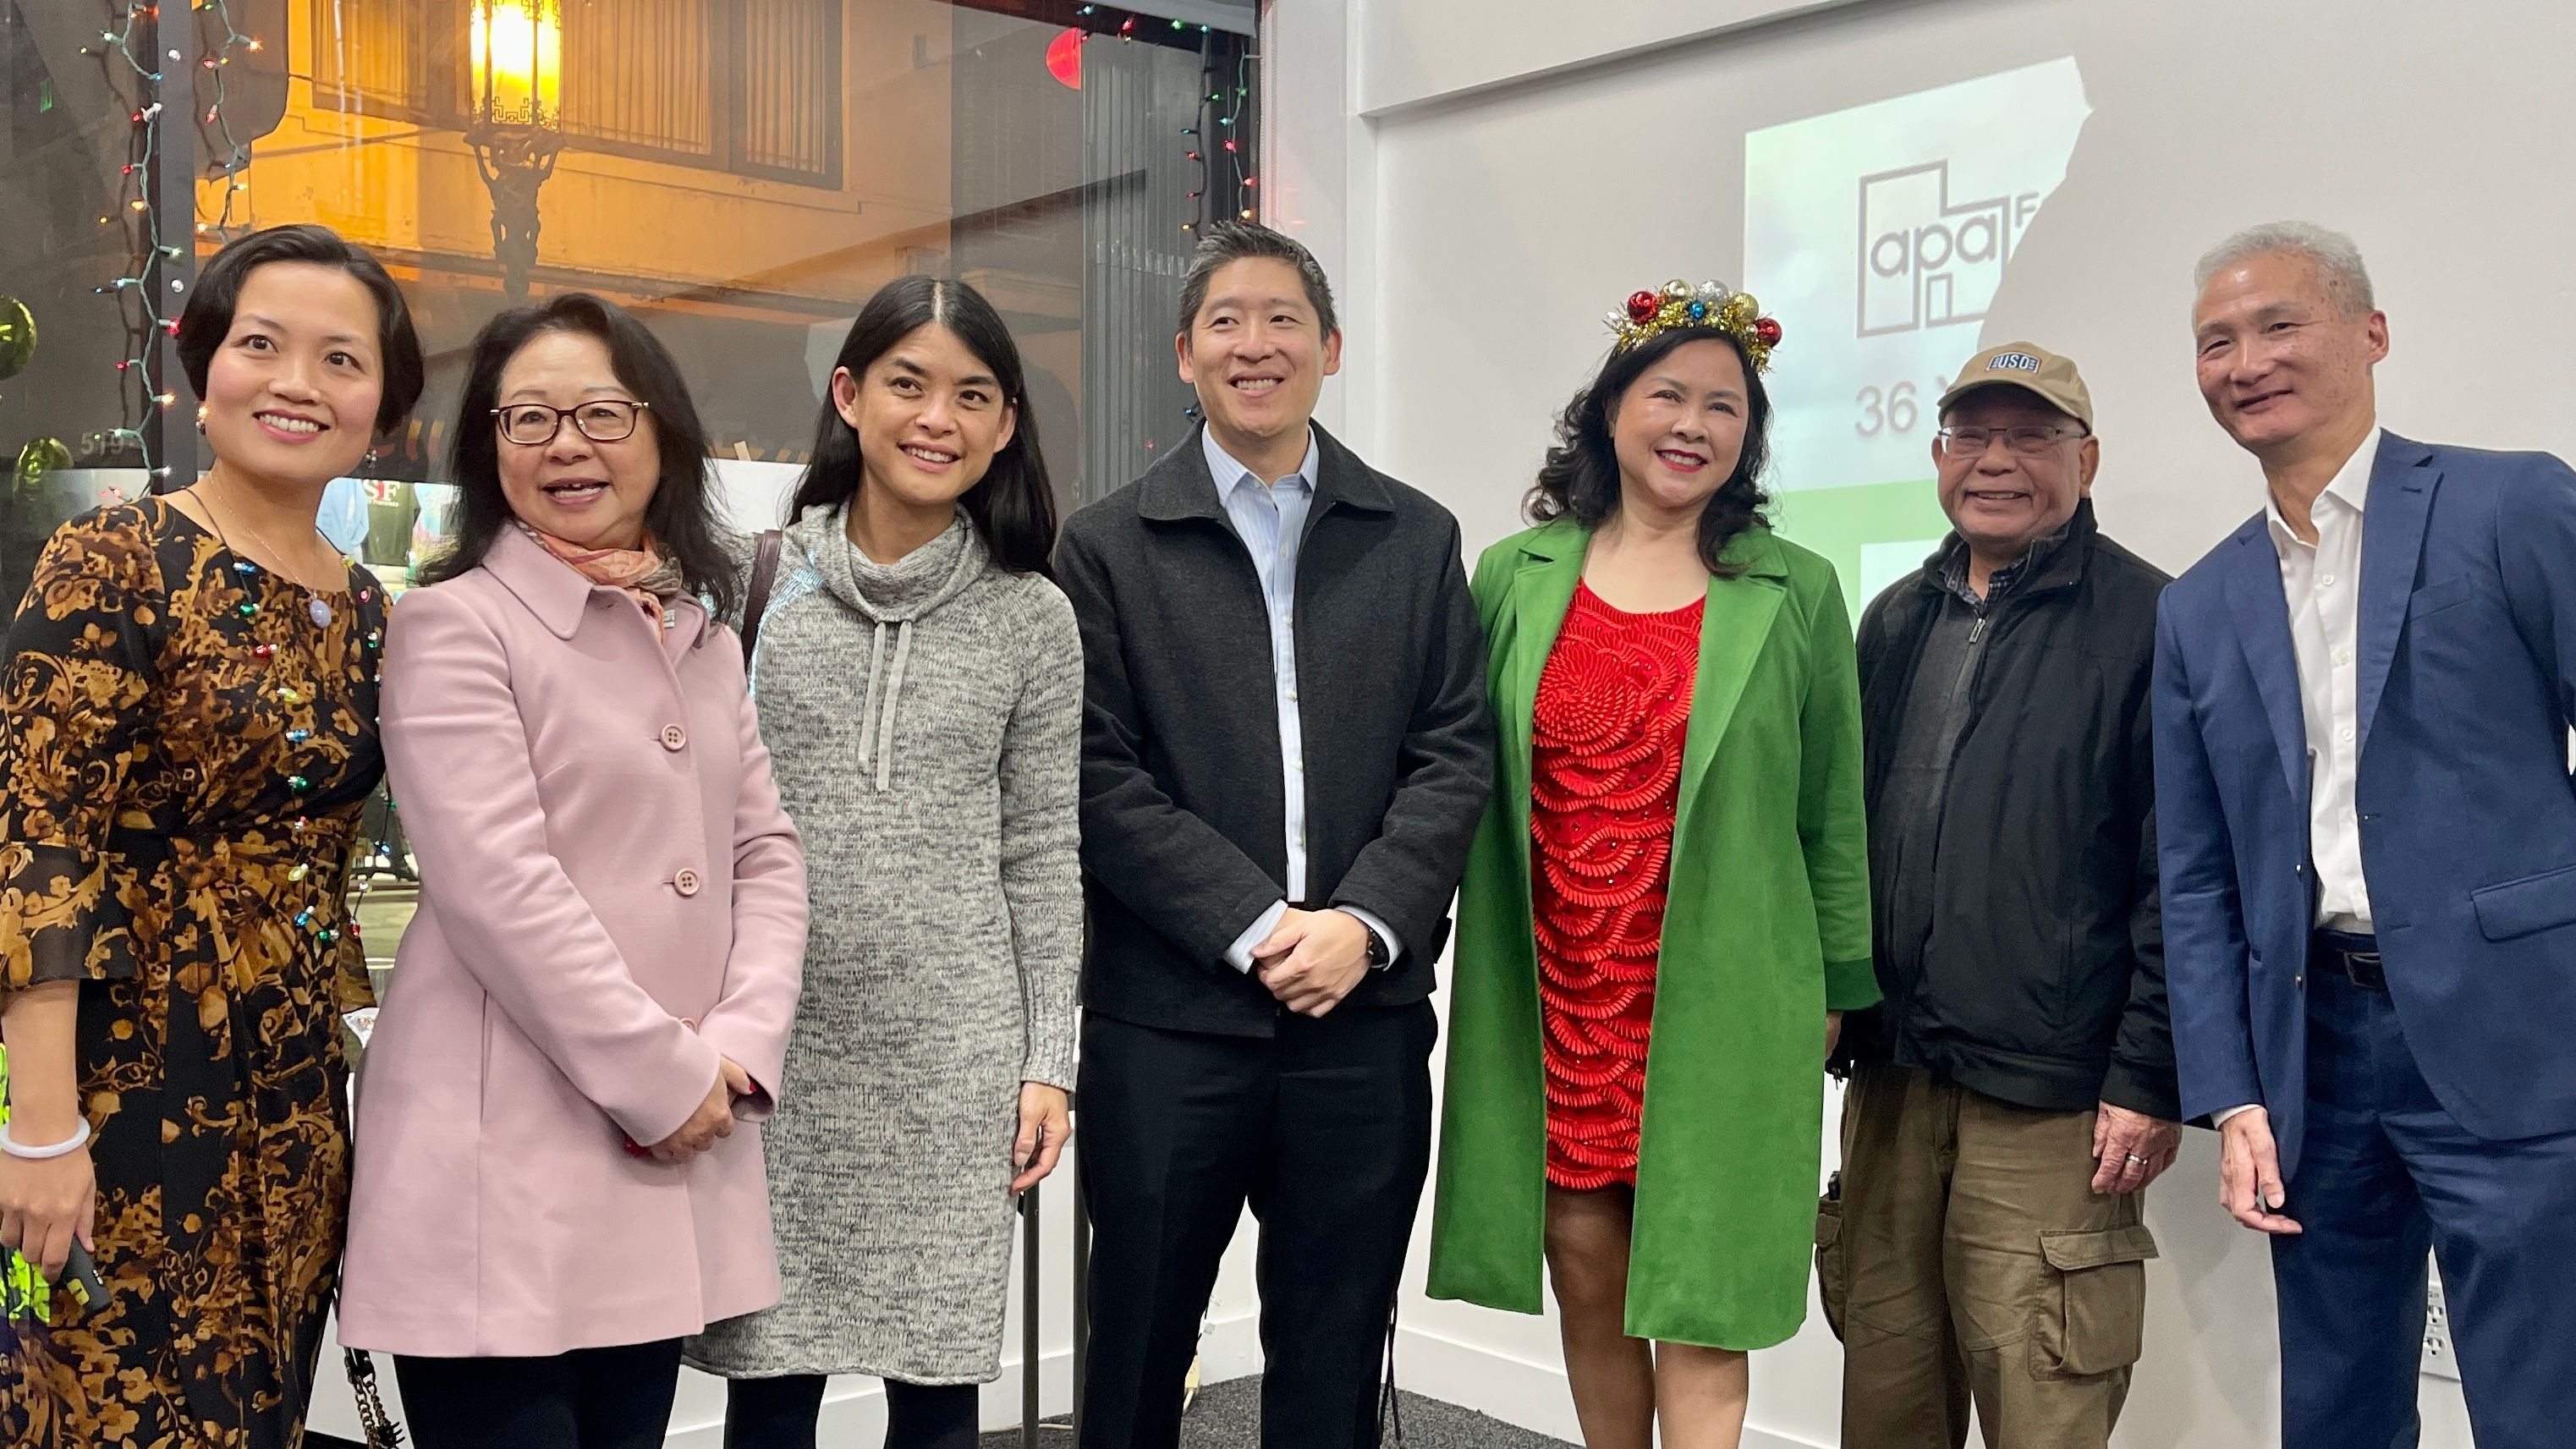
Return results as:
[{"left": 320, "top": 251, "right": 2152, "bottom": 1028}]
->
[{"left": 1263, "top": 0, "right": 2576, "bottom": 1444}]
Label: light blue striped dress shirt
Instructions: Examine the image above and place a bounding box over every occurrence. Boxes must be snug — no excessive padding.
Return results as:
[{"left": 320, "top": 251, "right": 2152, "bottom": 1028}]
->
[{"left": 1203, "top": 426, "right": 1401, "bottom": 974}]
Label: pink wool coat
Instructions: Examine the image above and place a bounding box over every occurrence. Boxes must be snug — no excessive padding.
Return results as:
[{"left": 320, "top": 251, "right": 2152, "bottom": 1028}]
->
[{"left": 338, "top": 526, "right": 808, "bottom": 1358}]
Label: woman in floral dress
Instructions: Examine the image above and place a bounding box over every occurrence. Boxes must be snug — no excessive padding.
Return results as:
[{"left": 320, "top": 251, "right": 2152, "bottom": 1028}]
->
[{"left": 0, "top": 224, "right": 424, "bottom": 1447}]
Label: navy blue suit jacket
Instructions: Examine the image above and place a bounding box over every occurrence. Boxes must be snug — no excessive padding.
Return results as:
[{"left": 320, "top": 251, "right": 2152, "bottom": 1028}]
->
[{"left": 2153, "top": 431, "right": 2576, "bottom": 1179}]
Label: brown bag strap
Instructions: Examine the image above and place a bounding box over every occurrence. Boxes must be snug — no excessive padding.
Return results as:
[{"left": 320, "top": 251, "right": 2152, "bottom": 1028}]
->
[{"left": 739, "top": 529, "right": 784, "bottom": 668}]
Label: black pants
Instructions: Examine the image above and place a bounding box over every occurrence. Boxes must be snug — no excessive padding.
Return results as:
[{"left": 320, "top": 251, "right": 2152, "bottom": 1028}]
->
[
  {"left": 1076, "top": 1002, "right": 1436, "bottom": 1449},
  {"left": 722, "top": 1373, "right": 979, "bottom": 1449},
  {"left": 392, "top": 1339, "right": 682, "bottom": 1449}
]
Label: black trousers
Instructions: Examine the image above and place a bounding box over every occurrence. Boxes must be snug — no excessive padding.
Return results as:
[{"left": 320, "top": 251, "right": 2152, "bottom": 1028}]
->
[
  {"left": 1076, "top": 1001, "right": 1436, "bottom": 1449},
  {"left": 392, "top": 1339, "right": 682, "bottom": 1449},
  {"left": 722, "top": 1373, "right": 980, "bottom": 1449}
]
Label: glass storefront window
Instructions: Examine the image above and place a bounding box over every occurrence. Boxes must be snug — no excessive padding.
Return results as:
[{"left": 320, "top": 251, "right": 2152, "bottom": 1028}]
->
[{"left": 1, "top": 0, "right": 1262, "bottom": 603}]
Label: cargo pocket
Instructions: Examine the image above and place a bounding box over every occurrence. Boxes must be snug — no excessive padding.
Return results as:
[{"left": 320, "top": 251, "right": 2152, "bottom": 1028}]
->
[
  {"left": 1815, "top": 1190, "right": 1849, "bottom": 1342},
  {"left": 2034, "top": 1223, "right": 2157, "bottom": 1377}
]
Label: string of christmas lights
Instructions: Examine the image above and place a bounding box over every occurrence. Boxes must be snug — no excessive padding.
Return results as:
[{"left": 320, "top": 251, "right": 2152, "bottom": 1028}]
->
[
  {"left": 1182, "top": 40, "right": 1255, "bottom": 232},
  {"left": 78, "top": 0, "right": 261, "bottom": 480},
  {"left": 1066, "top": 6, "right": 1255, "bottom": 234},
  {"left": 82, "top": 2, "right": 172, "bottom": 471},
  {"left": 193, "top": 0, "right": 264, "bottom": 238},
  {"left": 1224, "top": 48, "right": 1255, "bottom": 222}
]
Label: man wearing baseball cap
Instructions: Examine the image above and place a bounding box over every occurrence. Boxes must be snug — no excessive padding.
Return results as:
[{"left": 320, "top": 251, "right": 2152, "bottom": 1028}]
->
[{"left": 1822, "top": 342, "right": 2178, "bottom": 1448}]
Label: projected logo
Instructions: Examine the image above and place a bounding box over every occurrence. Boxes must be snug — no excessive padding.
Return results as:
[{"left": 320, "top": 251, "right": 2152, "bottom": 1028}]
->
[
  {"left": 1744, "top": 52, "right": 2090, "bottom": 603},
  {"left": 1856, "top": 161, "right": 2045, "bottom": 338}
]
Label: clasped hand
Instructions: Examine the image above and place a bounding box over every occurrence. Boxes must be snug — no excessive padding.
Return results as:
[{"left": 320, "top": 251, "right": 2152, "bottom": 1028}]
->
[
  {"left": 649, "top": 1057, "right": 755, "bottom": 1165},
  {"left": 1254, "top": 907, "right": 1371, "bottom": 1018}
]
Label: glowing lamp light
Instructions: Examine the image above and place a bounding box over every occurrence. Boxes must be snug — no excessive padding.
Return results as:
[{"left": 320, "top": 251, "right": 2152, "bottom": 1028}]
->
[
  {"left": 1046, "top": 28, "right": 1083, "bottom": 91},
  {"left": 469, "top": 0, "right": 562, "bottom": 129},
  {"left": 466, "top": 0, "right": 568, "bottom": 303}
]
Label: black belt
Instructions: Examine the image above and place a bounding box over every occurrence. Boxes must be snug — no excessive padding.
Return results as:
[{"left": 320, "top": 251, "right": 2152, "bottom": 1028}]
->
[{"left": 2311, "top": 930, "right": 2386, "bottom": 991}]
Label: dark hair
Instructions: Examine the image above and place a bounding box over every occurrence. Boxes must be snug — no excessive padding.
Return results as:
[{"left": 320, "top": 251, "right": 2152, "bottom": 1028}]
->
[
  {"left": 176, "top": 222, "right": 426, "bottom": 435},
  {"left": 421, "top": 293, "right": 739, "bottom": 617},
  {"left": 1176, "top": 221, "right": 1339, "bottom": 339},
  {"left": 786, "top": 276, "right": 1058, "bottom": 577},
  {"left": 1527, "top": 327, "right": 1773, "bottom": 577}
]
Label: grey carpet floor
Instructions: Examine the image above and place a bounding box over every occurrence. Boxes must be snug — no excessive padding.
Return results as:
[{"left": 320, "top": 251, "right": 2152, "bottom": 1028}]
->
[{"left": 977, "top": 1373, "right": 1577, "bottom": 1448}]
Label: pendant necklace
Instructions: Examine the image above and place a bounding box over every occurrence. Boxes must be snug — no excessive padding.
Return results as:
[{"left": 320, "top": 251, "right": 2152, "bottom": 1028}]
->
[{"left": 194, "top": 481, "right": 344, "bottom": 625}]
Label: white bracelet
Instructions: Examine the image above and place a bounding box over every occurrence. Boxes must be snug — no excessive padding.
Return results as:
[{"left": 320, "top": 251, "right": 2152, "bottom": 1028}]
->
[{"left": 0, "top": 1117, "right": 91, "bottom": 1160}]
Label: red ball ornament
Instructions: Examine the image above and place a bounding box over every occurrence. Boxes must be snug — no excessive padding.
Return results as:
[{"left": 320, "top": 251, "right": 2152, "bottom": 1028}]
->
[
  {"left": 1626, "top": 291, "right": 1661, "bottom": 325},
  {"left": 1754, "top": 316, "right": 1782, "bottom": 346}
]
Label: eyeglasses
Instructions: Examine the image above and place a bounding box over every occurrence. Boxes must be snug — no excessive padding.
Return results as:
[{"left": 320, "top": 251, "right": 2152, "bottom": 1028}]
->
[
  {"left": 493, "top": 399, "right": 649, "bottom": 446},
  {"left": 1933, "top": 424, "right": 2085, "bottom": 459}
]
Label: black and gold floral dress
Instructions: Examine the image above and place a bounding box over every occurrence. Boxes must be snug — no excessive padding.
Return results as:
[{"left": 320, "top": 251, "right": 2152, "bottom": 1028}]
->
[{"left": 0, "top": 497, "right": 387, "bottom": 1447}]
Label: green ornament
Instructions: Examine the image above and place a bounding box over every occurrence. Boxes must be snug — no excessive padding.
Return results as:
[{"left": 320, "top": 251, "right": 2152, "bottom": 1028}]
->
[
  {"left": 13, "top": 436, "right": 72, "bottom": 496},
  {"left": 0, "top": 297, "right": 31, "bottom": 383}
]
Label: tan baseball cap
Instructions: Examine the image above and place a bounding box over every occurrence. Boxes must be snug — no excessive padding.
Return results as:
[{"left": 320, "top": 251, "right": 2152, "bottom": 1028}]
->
[{"left": 1937, "top": 342, "right": 2094, "bottom": 430}]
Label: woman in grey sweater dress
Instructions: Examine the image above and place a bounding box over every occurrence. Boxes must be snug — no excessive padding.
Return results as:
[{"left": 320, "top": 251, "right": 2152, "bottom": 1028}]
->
[{"left": 687, "top": 277, "right": 1080, "bottom": 1449}]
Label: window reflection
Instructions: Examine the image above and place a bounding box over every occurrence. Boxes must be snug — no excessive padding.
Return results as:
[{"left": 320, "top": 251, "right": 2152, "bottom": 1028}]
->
[{"left": 0, "top": 0, "right": 1257, "bottom": 605}]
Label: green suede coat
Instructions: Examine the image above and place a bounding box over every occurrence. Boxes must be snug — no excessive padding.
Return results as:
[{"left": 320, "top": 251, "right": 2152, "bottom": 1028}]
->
[{"left": 1425, "top": 518, "right": 1876, "bottom": 1349}]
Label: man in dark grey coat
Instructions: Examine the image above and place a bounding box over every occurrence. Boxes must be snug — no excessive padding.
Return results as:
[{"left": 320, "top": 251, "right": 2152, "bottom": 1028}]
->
[{"left": 1054, "top": 222, "right": 1492, "bottom": 1449}]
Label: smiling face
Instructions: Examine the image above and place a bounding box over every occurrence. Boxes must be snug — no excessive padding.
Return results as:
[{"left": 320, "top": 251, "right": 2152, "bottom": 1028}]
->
[
  {"left": 198, "top": 261, "right": 386, "bottom": 488},
  {"left": 493, "top": 328, "right": 661, "bottom": 551},
  {"left": 1607, "top": 338, "right": 1751, "bottom": 522},
  {"left": 1933, "top": 390, "right": 2097, "bottom": 560},
  {"left": 837, "top": 320, "right": 1018, "bottom": 518},
  {"left": 2193, "top": 250, "right": 2387, "bottom": 462},
  {"left": 1176, "top": 256, "right": 1342, "bottom": 458}
]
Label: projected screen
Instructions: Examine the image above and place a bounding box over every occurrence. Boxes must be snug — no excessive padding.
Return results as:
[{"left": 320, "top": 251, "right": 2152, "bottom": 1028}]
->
[{"left": 1745, "top": 59, "right": 2091, "bottom": 612}]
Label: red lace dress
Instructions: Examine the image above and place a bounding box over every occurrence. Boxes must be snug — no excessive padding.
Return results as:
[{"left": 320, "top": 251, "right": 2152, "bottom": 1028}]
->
[{"left": 1530, "top": 580, "right": 1703, "bottom": 1190}]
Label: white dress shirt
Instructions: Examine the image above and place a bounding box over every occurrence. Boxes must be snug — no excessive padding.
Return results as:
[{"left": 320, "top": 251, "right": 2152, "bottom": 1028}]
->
[
  {"left": 2216, "top": 425, "right": 2381, "bottom": 1129},
  {"left": 1204, "top": 425, "right": 1401, "bottom": 974},
  {"left": 2267, "top": 425, "right": 2381, "bottom": 935}
]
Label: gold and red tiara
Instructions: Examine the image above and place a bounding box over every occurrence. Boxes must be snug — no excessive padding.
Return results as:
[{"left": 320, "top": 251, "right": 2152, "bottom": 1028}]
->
[{"left": 1605, "top": 279, "right": 1782, "bottom": 371}]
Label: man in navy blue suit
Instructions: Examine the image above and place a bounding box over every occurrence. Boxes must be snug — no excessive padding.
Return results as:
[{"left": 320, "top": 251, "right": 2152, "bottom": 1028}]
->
[{"left": 2154, "top": 221, "right": 2576, "bottom": 1447}]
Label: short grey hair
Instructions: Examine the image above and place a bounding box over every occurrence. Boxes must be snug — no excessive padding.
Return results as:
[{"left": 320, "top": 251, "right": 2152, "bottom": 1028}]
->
[
  {"left": 2194, "top": 222, "right": 2376, "bottom": 317},
  {"left": 1176, "top": 221, "right": 1340, "bottom": 339}
]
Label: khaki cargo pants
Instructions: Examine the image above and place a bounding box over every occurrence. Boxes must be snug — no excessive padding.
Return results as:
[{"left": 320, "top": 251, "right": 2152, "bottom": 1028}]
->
[{"left": 1816, "top": 1062, "right": 2157, "bottom": 1449}]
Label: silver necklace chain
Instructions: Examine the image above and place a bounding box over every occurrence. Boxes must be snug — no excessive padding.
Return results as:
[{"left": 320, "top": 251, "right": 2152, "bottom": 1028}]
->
[{"left": 188, "top": 481, "right": 344, "bottom": 598}]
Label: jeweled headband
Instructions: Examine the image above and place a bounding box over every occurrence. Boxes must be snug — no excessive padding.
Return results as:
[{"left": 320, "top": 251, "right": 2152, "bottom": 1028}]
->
[{"left": 1605, "top": 279, "right": 1782, "bottom": 372}]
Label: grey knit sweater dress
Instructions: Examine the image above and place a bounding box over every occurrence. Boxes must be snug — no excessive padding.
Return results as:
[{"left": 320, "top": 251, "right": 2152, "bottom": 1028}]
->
[{"left": 685, "top": 507, "right": 1081, "bottom": 1383}]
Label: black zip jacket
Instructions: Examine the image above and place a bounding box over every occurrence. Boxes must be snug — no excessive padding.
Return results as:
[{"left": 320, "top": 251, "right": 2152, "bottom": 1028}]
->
[{"left": 1839, "top": 501, "right": 2180, "bottom": 1120}]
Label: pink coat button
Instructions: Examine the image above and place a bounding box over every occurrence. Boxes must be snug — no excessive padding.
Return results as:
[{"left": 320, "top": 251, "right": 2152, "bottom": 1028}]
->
[
  {"left": 660, "top": 724, "right": 687, "bottom": 751},
  {"left": 673, "top": 869, "right": 702, "bottom": 897}
]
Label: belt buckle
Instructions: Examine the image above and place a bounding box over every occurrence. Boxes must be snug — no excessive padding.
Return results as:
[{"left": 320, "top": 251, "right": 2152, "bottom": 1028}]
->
[{"left": 2339, "top": 947, "right": 2385, "bottom": 990}]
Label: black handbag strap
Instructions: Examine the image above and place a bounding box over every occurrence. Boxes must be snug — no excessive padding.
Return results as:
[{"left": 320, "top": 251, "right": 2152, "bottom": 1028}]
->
[
  {"left": 739, "top": 529, "right": 784, "bottom": 667},
  {"left": 343, "top": 1345, "right": 406, "bottom": 1446}
]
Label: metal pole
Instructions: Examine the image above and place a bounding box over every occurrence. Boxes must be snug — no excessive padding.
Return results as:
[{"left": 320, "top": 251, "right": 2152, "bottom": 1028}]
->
[
  {"left": 1071, "top": 1144, "right": 1090, "bottom": 1441},
  {"left": 146, "top": 0, "right": 200, "bottom": 489},
  {"left": 1021, "top": 1182, "right": 1041, "bottom": 1448}
]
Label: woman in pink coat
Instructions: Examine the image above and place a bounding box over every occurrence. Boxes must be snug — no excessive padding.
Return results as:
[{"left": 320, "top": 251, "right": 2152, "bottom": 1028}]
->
[{"left": 338, "top": 293, "right": 808, "bottom": 1449}]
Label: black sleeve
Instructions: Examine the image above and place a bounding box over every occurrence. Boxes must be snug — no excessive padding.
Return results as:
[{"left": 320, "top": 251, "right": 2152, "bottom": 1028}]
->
[
  {"left": 2101, "top": 634, "right": 2183, "bottom": 1122},
  {"left": 1054, "top": 517, "right": 1286, "bottom": 973},
  {"left": 1326, "top": 514, "right": 1496, "bottom": 959}
]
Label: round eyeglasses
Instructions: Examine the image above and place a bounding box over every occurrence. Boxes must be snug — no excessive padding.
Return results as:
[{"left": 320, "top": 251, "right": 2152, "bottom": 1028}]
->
[
  {"left": 493, "top": 399, "right": 649, "bottom": 446},
  {"left": 1933, "top": 424, "right": 2086, "bottom": 459}
]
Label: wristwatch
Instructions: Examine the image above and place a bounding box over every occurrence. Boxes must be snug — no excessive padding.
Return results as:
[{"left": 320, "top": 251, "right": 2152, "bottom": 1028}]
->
[{"left": 1362, "top": 923, "right": 1392, "bottom": 969}]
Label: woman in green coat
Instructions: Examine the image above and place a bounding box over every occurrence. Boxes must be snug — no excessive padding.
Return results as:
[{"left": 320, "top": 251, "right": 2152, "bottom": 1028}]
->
[{"left": 1425, "top": 282, "right": 1875, "bottom": 1449}]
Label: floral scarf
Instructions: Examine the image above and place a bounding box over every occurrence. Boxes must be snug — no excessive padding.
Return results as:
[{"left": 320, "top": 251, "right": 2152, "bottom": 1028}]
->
[{"left": 520, "top": 524, "right": 688, "bottom": 628}]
